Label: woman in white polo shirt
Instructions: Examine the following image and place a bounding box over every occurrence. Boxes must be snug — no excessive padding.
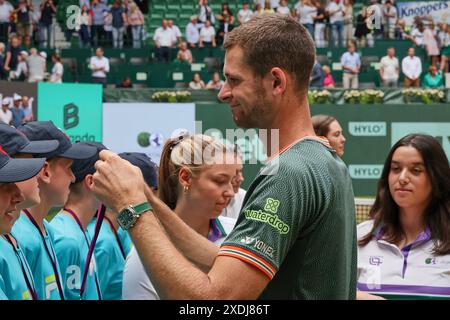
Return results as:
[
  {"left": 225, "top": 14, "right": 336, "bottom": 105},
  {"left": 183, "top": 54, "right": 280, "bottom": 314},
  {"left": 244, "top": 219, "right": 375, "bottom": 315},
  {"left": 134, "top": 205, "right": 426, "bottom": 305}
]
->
[{"left": 357, "top": 134, "right": 450, "bottom": 300}]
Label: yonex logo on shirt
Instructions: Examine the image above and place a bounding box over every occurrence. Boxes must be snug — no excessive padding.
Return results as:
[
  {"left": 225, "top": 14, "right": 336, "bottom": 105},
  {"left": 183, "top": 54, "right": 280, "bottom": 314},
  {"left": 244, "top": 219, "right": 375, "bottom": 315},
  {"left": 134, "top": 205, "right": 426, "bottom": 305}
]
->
[{"left": 243, "top": 209, "right": 290, "bottom": 235}]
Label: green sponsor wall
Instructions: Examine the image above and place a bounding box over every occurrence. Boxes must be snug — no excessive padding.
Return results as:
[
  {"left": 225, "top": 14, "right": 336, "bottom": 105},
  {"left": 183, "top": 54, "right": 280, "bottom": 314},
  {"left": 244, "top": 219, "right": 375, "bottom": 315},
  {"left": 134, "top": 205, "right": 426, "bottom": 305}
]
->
[
  {"left": 197, "top": 103, "right": 450, "bottom": 197},
  {"left": 37, "top": 83, "right": 103, "bottom": 142}
]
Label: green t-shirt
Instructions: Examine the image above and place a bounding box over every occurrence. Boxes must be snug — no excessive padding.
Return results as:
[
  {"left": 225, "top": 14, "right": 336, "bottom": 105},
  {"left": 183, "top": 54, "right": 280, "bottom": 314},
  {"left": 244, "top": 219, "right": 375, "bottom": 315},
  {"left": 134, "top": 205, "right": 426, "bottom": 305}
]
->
[{"left": 219, "top": 138, "right": 357, "bottom": 299}]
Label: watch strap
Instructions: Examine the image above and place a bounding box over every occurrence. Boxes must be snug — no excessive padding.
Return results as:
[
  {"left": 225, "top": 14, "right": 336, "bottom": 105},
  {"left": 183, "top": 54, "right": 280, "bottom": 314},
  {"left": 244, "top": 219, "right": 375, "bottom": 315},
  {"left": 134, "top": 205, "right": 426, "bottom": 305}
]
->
[{"left": 134, "top": 202, "right": 152, "bottom": 215}]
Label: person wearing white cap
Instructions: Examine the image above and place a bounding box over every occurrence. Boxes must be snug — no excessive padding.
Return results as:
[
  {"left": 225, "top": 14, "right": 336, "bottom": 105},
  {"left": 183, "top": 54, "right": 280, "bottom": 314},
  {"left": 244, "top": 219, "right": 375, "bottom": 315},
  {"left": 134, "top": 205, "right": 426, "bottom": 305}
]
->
[
  {"left": 0, "top": 98, "right": 12, "bottom": 125},
  {"left": 10, "top": 95, "right": 25, "bottom": 128},
  {"left": 26, "top": 48, "right": 46, "bottom": 83}
]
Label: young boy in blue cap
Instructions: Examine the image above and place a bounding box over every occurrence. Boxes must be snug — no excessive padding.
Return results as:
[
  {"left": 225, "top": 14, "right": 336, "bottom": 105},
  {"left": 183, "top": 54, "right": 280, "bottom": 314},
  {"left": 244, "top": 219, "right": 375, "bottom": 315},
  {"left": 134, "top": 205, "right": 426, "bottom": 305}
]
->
[
  {"left": 11, "top": 121, "right": 97, "bottom": 300},
  {"left": 0, "top": 143, "right": 47, "bottom": 300},
  {"left": 50, "top": 142, "right": 106, "bottom": 300},
  {"left": 88, "top": 152, "right": 158, "bottom": 300}
]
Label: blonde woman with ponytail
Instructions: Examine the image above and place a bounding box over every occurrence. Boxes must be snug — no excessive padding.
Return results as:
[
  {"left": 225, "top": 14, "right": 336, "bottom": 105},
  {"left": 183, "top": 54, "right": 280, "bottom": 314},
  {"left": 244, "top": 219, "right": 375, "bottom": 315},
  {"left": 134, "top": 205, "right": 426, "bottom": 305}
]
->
[{"left": 122, "top": 131, "right": 239, "bottom": 299}]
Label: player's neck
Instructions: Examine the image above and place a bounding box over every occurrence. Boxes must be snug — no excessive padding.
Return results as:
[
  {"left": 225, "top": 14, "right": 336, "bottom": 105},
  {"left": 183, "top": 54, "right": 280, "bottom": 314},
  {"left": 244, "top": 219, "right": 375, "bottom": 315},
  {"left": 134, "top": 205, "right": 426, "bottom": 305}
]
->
[
  {"left": 64, "top": 199, "right": 98, "bottom": 231},
  {"left": 266, "top": 99, "right": 315, "bottom": 157},
  {"left": 26, "top": 198, "right": 52, "bottom": 234}
]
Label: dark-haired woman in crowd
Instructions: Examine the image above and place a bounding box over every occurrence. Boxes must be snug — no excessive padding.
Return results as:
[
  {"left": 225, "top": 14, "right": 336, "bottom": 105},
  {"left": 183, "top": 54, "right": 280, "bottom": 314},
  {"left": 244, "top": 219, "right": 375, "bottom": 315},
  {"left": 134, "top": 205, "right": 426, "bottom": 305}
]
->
[{"left": 357, "top": 134, "right": 450, "bottom": 300}]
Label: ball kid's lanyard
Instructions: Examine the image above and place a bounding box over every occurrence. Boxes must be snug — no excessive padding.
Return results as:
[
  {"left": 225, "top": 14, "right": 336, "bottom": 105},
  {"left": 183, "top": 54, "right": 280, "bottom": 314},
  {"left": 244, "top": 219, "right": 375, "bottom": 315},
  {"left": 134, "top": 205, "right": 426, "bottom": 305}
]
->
[
  {"left": 23, "top": 209, "right": 65, "bottom": 300},
  {"left": 63, "top": 207, "right": 103, "bottom": 300},
  {"left": 103, "top": 215, "right": 127, "bottom": 259},
  {"left": 2, "top": 234, "right": 39, "bottom": 300}
]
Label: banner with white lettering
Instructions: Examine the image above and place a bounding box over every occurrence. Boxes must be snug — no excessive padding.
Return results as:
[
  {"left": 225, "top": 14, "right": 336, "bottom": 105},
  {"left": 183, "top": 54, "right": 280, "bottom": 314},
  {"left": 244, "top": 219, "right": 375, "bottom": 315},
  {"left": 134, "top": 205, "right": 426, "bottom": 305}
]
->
[
  {"left": 397, "top": 1, "right": 450, "bottom": 25},
  {"left": 103, "top": 103, "right": 196, "bottom": 165}
]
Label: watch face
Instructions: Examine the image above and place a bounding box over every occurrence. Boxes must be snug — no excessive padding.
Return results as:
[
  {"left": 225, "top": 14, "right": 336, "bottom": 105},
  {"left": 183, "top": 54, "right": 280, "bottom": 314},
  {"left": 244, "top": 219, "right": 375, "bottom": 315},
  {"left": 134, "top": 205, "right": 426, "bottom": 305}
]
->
[{"left": 118, "top": 208, "right": 135, "bottom": 230}]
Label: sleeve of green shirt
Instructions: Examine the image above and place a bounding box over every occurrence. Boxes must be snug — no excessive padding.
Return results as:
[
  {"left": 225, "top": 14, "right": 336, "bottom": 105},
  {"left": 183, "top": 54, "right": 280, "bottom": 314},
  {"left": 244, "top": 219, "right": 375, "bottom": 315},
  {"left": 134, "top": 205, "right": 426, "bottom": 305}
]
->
[{"left": 219, "top": 161, "right": 327, "bottom": 280}]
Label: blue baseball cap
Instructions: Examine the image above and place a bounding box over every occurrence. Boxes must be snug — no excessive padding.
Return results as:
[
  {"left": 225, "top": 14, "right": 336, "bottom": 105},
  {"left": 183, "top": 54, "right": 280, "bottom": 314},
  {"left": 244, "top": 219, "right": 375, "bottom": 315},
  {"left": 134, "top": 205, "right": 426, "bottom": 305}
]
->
[
  {"left": 17, "top": 121, "right": 97, "bottom": 160},
  {"left": 71, "top": 142, "right": 108, "bottom": 184},
  {"left": 0, "top": 123, "right": 59, "bottom": 156},
  {"left": 0, "top": 145, "right": 45, "bottom": 183},
  {"left": 118, "top": 152, "right": 158, "bottom": 189}
]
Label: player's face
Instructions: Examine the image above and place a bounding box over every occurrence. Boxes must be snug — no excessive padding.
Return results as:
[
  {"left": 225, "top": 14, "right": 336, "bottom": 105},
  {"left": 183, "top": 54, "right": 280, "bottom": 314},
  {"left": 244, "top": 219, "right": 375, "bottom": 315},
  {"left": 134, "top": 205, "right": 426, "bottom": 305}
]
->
[
  {"left": 326, "top": 120, "right": 346, "bottom": 157},
  {"left": 48, "top": 157, "right": 75, "bottom": 206},
  {"left": 0, "top": 183, "right": 24, "bottom": 234},
  {"left": 388, "top": 146, "right": 432, "bottom": 212},
  {"left": 189, "top": 153, "right": 237, "bottom": 218},
  {"left": 219, "top": 46, "right": 274, "bottom": 129}
]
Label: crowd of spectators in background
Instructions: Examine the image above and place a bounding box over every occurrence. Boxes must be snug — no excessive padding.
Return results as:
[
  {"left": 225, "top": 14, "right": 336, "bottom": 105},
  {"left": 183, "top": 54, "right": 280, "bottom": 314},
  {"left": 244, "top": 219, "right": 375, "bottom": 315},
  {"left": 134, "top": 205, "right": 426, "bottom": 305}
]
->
[{"left": 1, "top": 0, "right": 450, "bottom": 88}]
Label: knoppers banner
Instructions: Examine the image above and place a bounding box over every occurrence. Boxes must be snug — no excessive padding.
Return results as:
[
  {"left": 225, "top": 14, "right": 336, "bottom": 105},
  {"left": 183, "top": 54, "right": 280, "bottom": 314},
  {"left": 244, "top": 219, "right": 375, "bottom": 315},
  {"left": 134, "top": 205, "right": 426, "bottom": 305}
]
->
[
  {"left": 397, "top": 1, "right": 450, "bottom": 25},
  {"left": 37, "top": 83, "right": 103, "bottom": 142}
]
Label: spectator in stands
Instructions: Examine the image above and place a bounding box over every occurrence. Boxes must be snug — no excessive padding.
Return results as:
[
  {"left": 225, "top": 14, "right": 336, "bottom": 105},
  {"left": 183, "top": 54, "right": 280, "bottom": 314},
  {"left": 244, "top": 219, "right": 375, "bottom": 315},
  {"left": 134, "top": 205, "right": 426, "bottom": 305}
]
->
[
  {"left": 110, "top": 0, "right": 128, "bottom": 49},
  {"left": 237, "top": 1, "right": 253, "bottom": 25},
  {"left": 189, "top": 72, "right": 205, "bottom": 90},
  {"left": 116, "top": 75, "right": 133, "bottom": 88},
  {"left": 14, "top": 0, "right": 32, "bottom": 40},
  {"left": 312, "top": 114, "right": 346, "bottom": 157},
  {"left": 216, "top": 2, "right": 234, "bottom": 25},
  {"left": 343, "top": 0, "right": 353, "bottom": 47},
  {"left": 199, "top": 19, "right": 216, "bottom": 48},
  {"left": 0, "top": 97, "right": 12, "bottom": 124},
  {"left": 438, "top": 23, "right": 450, "bottom": 73},
  {"left": 423, "top": 65, "right": 443, "bottom": 88},
  {"left": 294, "top": 0, "right": 316, "bottom": 38},
  {"left": 323, "top": 65, "right": 335, "bottom": 88},
  {"left": 90, "top": 0, "right": 108, "bottom": 48},
  {"left": 423, "top": 22, "right": 440, "bottom": 67},
  {"left": 341, "top": 42, "right": 361, "bottom": 89},
  {"left": 379, "top": 47, "right": 399, "bottom": 87},
  {"left": 50, "top": 52, "right": 63, "bottom": 83},
  {"left": 21, "top": 95, "right": 33, "bottom": 122},
  {"left": 153, "top": 19, "right": 176, "bottom": 63},
  {"left": 216, "top": 13, "right": 234, "bottom": 45},
  {"left": 394, "top": 18, "right": 407, "bottom": 40},
  {"left": 255, "top": 0, "right": 274, "bottom": 16},
  {"left": 276, "top": 0, "right": 290, "bottom": 15},
  {"left": 402, "top": 47, "right": 422, "bottom": 88},
  {"left": 103, "top": 8, "right": 113, "bottom": 47},
  {"left": 3, "top": 36, "right": 21, "bottom": 74},
  {"left": 38, "top": 0, "right": 56, "bottom": 48},
  {"left": 382, "top": 0, "right": 396, "bottom": 39},
  {"left": 185, "top": 15, "right": 200, "bottom": 48},
  {"left": 26, "top": 47, "right": 45, "bottom": 82},
  {"left": 176, "top": 41, "right": 193, "bottom": 65},
  {"left": 0, "top": 0, "right": 14, "bottom": 44},
  {"left": 407, "top": 22, "right": 424, "bottom": 47},
  {"left": 10, "top": 93, "right": 25, "bottom": 128},
  {"left": 310, "top": 58, "right": 324, "bottom": 88},
  {"left": 198, "top": 0, "right": 215, "bottom": 25},
  {"left": 89, "top": 47, "right": 109, "bottom": 87},
  {"left": 326, "top": 0, "right": 345, "bottom": 47},
  {"left": 357, "top": 134, "right": 450, "bottom": 300},
  {"left": 168, "top": 19, "right": 182, "bottom": 44},
  {"left": 354, "top": 6, "right": 371, "bottom": 48},
  {"left": 134, "top": 0, "right": 148, "bottom": 15},
  {"left": 10, "top": 50, "right": 28, "bottom": 81},
  {"left": 313, "top": 0, "right": 326, "bottom": 48},
  {"left": 128, "top": 2, "right": 144, "bottom": 48},
  {"left": 205, "top": 72, "right": 224, "bottom": 90},
  {"left": 78, "top": 4, "right": 92, "bottom": 48},
  {"left": 0, "top": 41, "right": 5, "bottom": 79}
]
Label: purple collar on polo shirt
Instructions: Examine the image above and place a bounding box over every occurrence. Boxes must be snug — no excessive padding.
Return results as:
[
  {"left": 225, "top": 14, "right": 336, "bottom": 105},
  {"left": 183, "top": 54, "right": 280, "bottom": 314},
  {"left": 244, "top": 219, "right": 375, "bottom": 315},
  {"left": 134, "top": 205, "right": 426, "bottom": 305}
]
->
[{"left": 207, "top": 219, "right": 227, "bottom": 243}]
